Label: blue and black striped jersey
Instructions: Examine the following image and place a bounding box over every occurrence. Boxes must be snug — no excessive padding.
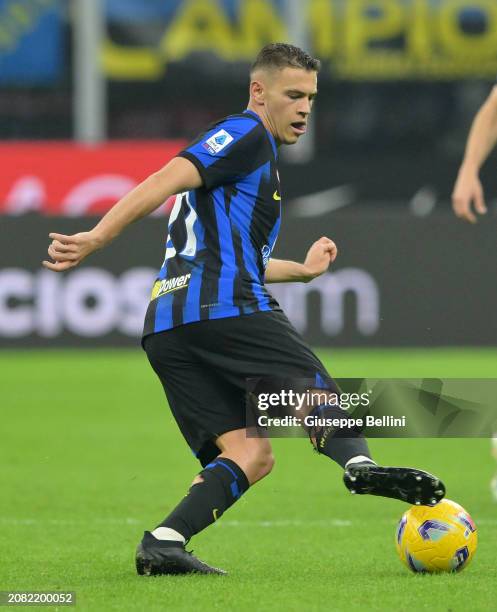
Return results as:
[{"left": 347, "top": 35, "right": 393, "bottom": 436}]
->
[{"left": 143, "top": 109, "right": 283, "bottom": 336}]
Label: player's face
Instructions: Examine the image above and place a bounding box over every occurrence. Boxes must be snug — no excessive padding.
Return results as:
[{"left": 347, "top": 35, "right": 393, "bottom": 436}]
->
[{"left": 263, "top": 67, "right": 318, "bottom": 145}]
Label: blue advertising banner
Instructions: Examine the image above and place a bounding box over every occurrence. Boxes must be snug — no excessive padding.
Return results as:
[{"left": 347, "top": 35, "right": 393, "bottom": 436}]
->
[
  {"left": 105, "top": 0, "right": 285, "bottom": 22},
  {"left": 0, "top": 0, "right": 63, "bottom": 84}
]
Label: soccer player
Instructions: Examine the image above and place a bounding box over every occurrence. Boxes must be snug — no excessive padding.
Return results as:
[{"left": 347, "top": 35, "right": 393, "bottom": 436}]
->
[
  {"left": 452, "top": 86, "right": 497, "bottom": 498},
  {"left": 43, "top": 44, "right": 445, "bottom": 576},
  {"left": 451, "top": 85, "right": 497, "bottom": 223}
]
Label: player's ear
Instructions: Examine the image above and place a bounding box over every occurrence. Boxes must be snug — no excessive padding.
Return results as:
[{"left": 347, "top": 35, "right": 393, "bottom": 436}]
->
[{"left": 250, "top": 77, "right": 265, "bottom": 104}]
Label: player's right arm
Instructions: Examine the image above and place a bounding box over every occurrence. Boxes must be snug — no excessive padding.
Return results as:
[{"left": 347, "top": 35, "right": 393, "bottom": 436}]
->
[
  {"left": 43, "top": 157, "right": 202, "bottom": 272},
  {"left": 452, "top": 86, "right": 497, "bottom": 223}
]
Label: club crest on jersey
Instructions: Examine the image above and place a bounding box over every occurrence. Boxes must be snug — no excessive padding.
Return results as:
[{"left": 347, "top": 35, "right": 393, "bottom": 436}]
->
[
  {"left": 202, "top": 129, "right": 234, "bottom": 155},
  {"left": 151, "top": 274, "right": 192, "bottom": 300}
]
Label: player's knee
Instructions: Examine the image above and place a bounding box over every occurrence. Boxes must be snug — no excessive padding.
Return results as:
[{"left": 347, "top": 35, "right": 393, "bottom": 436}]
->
[
  {"left": 216, "top": 430, "right": 274, "bottom": 483},
  {"left": 251, "top": 448, "right": 275, "bottom": 481},
  {"left": 233, "top": 447, "right": 274, "bottom": 484}
]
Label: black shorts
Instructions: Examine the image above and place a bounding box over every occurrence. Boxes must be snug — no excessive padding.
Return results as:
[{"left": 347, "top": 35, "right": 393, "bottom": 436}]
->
[{"left": 143, "top": 310, "right": 334, "bottom": 467}]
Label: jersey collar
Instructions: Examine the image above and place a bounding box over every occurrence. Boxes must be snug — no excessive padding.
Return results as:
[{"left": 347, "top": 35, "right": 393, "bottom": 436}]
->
[{"left": 244, "top": 109, "right": 278, "bottom": 159}]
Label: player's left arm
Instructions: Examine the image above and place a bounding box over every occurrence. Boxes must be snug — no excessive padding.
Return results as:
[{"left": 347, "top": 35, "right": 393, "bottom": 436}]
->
[{"left": 265, "top": 236, "right": 337, "bottom": 283}]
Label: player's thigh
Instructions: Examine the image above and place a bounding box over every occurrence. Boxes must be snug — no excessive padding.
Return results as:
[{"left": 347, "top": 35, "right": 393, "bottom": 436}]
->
[
  {"left": 143, "top": 331, "right": 246, "bottom": 461},
  {"left": 189, "top": 310, "right": 337, "bottom": 389}
]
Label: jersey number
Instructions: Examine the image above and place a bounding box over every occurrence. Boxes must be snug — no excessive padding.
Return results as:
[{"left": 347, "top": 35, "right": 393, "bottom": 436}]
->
[{"left": 163, "top": 192, "right": 198, "bottom": 262}]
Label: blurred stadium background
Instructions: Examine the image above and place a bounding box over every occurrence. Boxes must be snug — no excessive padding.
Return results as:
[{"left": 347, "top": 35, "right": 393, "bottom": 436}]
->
[
  {"left": 1, "top": 1, "right": 497, "bottom": 608},
  {"left": 1, "top": 0, "right": 496, "bottom": 347}
]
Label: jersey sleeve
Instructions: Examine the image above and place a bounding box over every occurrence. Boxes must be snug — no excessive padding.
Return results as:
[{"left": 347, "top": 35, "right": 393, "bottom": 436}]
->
[{"left": 177, "top": 116, "right": 266, "bottom": 190}]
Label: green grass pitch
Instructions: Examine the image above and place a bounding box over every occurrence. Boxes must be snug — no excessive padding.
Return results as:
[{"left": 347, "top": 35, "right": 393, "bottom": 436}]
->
[{"left": 1, "top": 348, "right": 497, "bottom": 611}]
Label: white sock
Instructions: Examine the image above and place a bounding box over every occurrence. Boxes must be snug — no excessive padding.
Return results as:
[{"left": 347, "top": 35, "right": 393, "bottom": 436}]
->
[
  {"left": 345, "top": 455, "right": 376, "bottom": 469},
  {"left": 151, "top": 527, "right": 186, "bottom": 544}
]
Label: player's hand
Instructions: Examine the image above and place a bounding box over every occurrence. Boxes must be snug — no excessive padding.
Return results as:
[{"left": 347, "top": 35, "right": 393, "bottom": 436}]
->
[
  {"left": 452, "top": 169, "right": 487, "bottom": 224},
  {"left": 302, "top": 236, "right": 338, "bottom": 281},
  {"left": 42, "top": 231, "right": 103, "bottom": 272}
]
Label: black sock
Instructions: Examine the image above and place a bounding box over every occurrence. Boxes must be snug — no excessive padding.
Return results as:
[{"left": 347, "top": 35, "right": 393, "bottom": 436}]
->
[
  {"left": 310, "top": 404, "right": 373, "bottom": 468},
  {"left": 158, "top": 458, "right": 250, "bottom": 542}
]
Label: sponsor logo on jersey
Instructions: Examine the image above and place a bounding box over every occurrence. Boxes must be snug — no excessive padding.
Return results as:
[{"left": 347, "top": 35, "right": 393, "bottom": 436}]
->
[
  {"left": 202, "top": 129, "right": 234, "bottom": 155},
  {"left": 151, "top": 274, "right": 192, "bottom": 300}
]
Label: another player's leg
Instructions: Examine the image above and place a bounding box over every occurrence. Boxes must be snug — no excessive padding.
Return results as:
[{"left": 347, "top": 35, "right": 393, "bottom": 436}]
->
[{"left": 136, "top": 430, "right": 273, "bottom": 576}]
